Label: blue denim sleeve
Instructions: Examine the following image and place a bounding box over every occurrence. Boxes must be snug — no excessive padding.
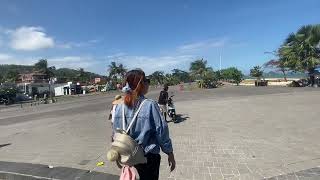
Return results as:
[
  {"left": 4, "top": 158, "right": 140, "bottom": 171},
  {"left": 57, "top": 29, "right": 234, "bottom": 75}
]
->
[
  {"left": 150, "top": 101, "right": 173, "bottom": 154},
  {"left": 112, "top": 105, "right": 121, "bottom": 132}
]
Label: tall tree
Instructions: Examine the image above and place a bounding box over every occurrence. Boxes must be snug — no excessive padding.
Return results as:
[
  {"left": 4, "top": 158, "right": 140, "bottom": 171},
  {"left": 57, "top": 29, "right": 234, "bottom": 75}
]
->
[
  {"left": 47, "top": 66, "right": 56, "bottom": 79},
  {"left": 76, "top": 68, "right": 88, "bottom": 83},
  {"left": 172, "top": 69, "right": 190, "bottom": 83},
  {"left": 189, "top": 59, "right": 207, "bottom": 79},
  {"left": 264, "top": 59, "right": 288, "bottom": 81},
  {"left": 279, "top": 24, "right": 320, "bottom": 78},
  {"left": 0, "top": 74, "right": 3, "bottom": 83},
  {"left": 220, "top": 67, "right": 243, "bottom": 85},
  {"left": 34, "top": 59, "right": 55, "bottom": 79},
  {"left": 250, "top": 66, "right": 263, "bottom": 80},
  {"left": 198, "top": 67, "right": 217, "bottom": 88},
  {"left": 118, "top": 63, "right": 126, "bottom": 80},
  {"left": 34, "top": 59, "right": 48, "bottom": 73},
  {"left": 6, "top": 70, "right": 20, "bottom": 83},
  {"left": 107, "top": 62, "right": 127, "bottom": 83},
  {"left": 150, "top": 71, "right": 165, "bottom": 85},
  {"left": 190, "top": 59, "right": 219, "bottom": 88}
]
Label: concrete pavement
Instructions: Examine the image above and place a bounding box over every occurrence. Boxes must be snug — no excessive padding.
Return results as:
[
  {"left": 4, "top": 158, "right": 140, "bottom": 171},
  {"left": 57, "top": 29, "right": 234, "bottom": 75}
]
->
[
  {"left": 0, "top": 161, "right": 119, "bottom": 180},
  {"left": 0, "top": 86, "right": 320, "bottom": 179},
  {"left": 160, "top": 89, "right": 320, "bottom": 180}
]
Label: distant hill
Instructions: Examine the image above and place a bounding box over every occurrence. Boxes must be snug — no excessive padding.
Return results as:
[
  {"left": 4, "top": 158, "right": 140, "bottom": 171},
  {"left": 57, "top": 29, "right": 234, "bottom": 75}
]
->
[
  {"left": 0, "top": 64, "right": 34, "bottom": 75},
  {"left": 54, "top": 68, "right": 104, "bottom": 83},
  {"left": 244, "top": 71, "right": 307, "bottom": 79},
  {"left": 0, "top": 64, "right": 104, "bottom": 83}
]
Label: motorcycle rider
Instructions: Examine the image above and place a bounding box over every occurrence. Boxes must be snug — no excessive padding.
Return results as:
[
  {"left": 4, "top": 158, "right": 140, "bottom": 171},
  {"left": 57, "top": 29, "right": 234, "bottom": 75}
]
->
[{"left": 158, "top": 84, "right": 169, "bottom": 122}]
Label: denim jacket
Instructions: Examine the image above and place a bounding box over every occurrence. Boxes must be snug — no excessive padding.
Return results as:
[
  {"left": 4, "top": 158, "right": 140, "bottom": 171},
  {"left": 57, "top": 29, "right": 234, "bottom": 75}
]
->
[{"left": 112, "top": 96, "right": 173, "bottom": 155}]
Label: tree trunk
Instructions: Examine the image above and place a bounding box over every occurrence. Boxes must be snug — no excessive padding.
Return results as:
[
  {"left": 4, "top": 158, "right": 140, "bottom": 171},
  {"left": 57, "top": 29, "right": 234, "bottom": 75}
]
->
[
  {"left": 308, "top": 68, "right": 315, "bottom": 87},
  {"left": 281, "top": 70, "right": 287, "bottom": 82},
  {"left": 310, "top": 75, "right": 315, "bottom": 87}
]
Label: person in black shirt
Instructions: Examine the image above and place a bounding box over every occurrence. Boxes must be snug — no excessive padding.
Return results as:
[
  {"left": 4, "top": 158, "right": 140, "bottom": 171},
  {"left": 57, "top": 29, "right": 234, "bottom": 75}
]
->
[{"left": 158, "top": 84, "right": 169, "bottom": 121}]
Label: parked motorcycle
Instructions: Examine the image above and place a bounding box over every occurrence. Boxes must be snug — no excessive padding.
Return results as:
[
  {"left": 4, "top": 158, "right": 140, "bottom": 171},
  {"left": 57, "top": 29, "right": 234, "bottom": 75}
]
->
[{"left": 167, "top": 95, "right": 177, "bottom": 122}]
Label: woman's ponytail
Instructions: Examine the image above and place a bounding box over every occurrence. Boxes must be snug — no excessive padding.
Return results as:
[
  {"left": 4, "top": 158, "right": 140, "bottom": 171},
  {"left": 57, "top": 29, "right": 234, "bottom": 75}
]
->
[{"left": 123, "top": 70, "right": 146, "bottom": 107}]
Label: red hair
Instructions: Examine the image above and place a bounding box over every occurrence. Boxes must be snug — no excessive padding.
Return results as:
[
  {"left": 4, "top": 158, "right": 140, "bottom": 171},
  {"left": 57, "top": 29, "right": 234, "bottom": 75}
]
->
[{"left": 124, "top": 69, "right": 146, "bottom": 107}]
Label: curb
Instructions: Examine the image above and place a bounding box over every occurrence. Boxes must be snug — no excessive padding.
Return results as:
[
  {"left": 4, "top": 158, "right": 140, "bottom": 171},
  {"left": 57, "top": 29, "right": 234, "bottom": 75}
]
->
[{"left": 0, "top": 161, "right": 119, "bottom": 180}]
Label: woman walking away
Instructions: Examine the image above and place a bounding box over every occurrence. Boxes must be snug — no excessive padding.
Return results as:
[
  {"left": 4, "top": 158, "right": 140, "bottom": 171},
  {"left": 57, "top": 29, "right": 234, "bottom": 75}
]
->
[{"left": 108, "top": 69, "right": 176, "bottom": 180}]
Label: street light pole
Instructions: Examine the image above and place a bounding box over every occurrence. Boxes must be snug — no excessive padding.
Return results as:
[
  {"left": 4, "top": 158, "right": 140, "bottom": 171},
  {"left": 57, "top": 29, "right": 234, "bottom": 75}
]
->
[{"left": 219, "top": 52, "right": 222, "bottom": 71}]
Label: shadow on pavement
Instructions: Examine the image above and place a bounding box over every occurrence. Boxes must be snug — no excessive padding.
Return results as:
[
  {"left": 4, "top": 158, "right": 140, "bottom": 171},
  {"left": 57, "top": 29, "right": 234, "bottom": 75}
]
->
[
  {"left": 0, "top": 161, "right": 119, "bottom": 180},
  {"left": 264, "top": 167, "right": 320, "bottom": 180},
  {"left": 172, "top": 114, "right": 189, "bottom": 124},
  {"left": 0, "top": 143, "right": 11, "bottom": 149}
]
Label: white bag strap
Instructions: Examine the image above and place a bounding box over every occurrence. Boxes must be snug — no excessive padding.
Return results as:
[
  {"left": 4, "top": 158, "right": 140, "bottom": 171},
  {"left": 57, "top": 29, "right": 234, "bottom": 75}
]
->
[
  {"left": 122, "top": 99, "right": 147, "bottom": 133},
  {"left": 111, "top": 105, "right": 117, "bottom": 123}
]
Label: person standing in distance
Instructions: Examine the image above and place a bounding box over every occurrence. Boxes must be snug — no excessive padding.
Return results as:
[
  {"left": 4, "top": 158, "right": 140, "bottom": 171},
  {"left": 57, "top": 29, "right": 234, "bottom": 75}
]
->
[{"left": 158, "top": 84, "right": 169, "bottom": 122}]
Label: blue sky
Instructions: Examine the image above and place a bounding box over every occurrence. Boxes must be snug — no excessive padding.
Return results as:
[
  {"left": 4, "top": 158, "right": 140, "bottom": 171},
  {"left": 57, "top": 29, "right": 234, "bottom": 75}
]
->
[{"left": 0, "top": 0, "right": 319, "bottom": 75}]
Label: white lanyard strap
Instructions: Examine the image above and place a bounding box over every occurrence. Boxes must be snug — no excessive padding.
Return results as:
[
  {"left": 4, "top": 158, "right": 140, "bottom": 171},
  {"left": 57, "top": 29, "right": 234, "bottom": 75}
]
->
[
  {"left": 122, "top": 103, "right": 126, "bottom": 130},
  {"left": 122, "top": 99, "right": 147, "bottom": 133}
]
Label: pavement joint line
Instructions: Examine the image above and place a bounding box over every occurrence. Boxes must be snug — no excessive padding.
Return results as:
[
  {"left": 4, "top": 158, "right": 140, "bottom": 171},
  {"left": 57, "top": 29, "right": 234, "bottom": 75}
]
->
[
  {"left": 286, "top": 157, "right": 320, "bottom": 165},
  {"left": 0, "top": 170, "right": 60, "bottom": 180},
  {"left": 87, "top": 151, "right": 105, "bottom": 172}
]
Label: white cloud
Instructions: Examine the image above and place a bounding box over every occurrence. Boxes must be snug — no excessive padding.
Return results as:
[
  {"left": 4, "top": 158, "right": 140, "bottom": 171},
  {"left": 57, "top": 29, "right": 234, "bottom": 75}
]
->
[
  {"left": 104, "top": 39, "right": 231, "bottom": 74},
  {"left": 0, "top": 52, "right": 194, "bottom": 75},
  {"left": 0, "top": 53, "right": 12, "bottom": 61},
  {"left": 0, "top": 36, "right": 239, "bottom": 75},
  {"left": 0, "top": 53, "right": 98, "bottom": 71},
  {"left": 104, "top": 38, "right": 231, "bottom": 74},
  {"left": 178, "top": 38, "right": 228, "bottom": 52},
  {"left": 104, "top": 38, "right": 237, "bottom": 74},
  {"left": 106, "top": 52, "right": 127, "bottom": 59},
  {"left": 1, "top": 26, "right": 101, "bottom": 50},
  {"left": 8, "top": 26, "right": 55, "bottom": 51},
  {"left": 0, "top": 29, "right": 4, "bottom": 47},
  {"left": 58, "top": 38, "right": 102, "bottom": 49},
  {"left": 106, "top": 54, "right": 194, "bottom": 75},
  {"left": 88, "top": 39, "right": 102, "bottom": 44},
  {"left": 49, "top": 56, "right": 98, "bottom": 69},
  {"left": 0, "top": 53, "right": 37, "bottom": 65},
  {"left": 57, "top": 42, "right": 87, "bottom": 49}
]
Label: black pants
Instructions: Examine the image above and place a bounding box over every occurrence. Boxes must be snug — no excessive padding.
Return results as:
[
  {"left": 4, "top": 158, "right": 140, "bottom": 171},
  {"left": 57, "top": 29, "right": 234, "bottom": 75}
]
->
[{"left": 134, "top": 153, "right": 161, "bottom": 180}]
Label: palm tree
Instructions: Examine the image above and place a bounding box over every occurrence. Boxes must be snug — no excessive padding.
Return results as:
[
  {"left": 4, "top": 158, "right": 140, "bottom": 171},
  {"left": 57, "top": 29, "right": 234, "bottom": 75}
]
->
[
  {"left": 118, "top": 63, "right": 126, "bottom": 80},
  {"left": 189, "top": 59, "right": 219, "bottom": 88},
  {"left": 0, "top": 74, "right": 4, "bottom": 84},
  {"left": 201, "top": 67, "right": 218, "bottom": 88},
  {"left": 107, "top": 62, "right": 127, "bottom": 84},
  {"left": 34, "top": 59, "right": 48, "bottom": 73},
  {"left": 250, "top": 66, "right": 263, "bottom": 80},
  {"left": 220, "top": 67, "right": 243, "bottom": 85},
  {"left": 189, "top": 59, "right": 207, "bottom": 80},
  {"left": 172, "top": 69, "right": 190, "bottom": 83},
  {"left": 150, "top": 71, "right": 165, "bottom": 85},
  {"left": 34, "top": 59, "right": 56, "bottom": 79},
  {"left": 76, "top": 68, "right": 88, "bottom": 83},
  {"left": 279, "top": 24, "right": 320, "bottom": 83},
  {"left": 6, "top": 70, "right": 20, "bottom": 83},
  {"left": 47, "top": 66, "right": 56, "bottom": 79},
  {"left": 264, "top": 59, "right": 288, "bottom": 81}
]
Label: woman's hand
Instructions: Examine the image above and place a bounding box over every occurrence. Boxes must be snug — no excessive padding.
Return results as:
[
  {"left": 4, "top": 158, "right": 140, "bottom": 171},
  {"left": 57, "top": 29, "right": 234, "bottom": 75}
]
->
[
  {"left": 168, "top": 152, "right": 176, "bottom": 172},
  {"left": 116, "top": 160, "right": 123, "bottom": 169}
]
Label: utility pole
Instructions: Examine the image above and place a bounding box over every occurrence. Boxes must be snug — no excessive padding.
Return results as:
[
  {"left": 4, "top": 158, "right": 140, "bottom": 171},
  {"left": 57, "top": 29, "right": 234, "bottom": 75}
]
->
[{"left": 219, "top": 50, "right": 222, "bottom": 71}]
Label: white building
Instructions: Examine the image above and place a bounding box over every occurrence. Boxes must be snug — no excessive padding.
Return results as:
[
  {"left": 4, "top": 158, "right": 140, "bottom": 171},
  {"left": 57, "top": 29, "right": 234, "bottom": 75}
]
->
[{"left": 54, "top": 82, "right": 73, "bottom": 96}]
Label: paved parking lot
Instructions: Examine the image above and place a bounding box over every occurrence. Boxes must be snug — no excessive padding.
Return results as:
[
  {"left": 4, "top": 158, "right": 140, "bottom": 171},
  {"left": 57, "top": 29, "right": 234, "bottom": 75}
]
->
[
  {"left": 161, "top": 88, "right": 320, "bottom": 180},
  {"left": 0, "top": 86, "right": 319, "bottom": 179}
]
